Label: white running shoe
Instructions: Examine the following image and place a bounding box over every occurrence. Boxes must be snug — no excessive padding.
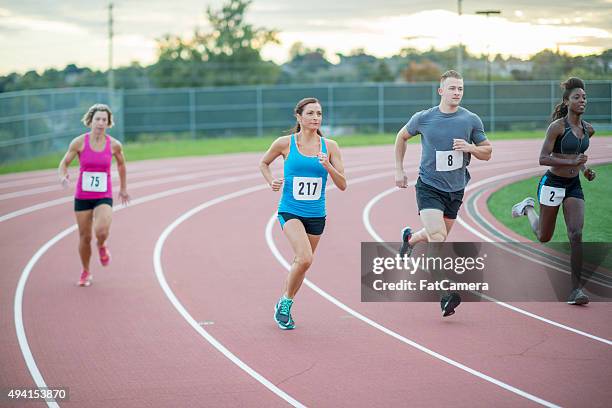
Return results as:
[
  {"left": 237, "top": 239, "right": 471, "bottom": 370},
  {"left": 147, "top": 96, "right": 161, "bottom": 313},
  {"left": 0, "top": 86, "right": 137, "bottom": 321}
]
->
[{"left": 511, "top": 197, "right": 535, "bottom": 218}]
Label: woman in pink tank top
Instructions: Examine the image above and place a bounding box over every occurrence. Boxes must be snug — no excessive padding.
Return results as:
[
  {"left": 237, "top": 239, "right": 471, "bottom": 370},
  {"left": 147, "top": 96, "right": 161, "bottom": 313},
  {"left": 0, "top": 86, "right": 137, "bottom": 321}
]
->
[{"left": 58, "top": 104, "right": 130, "bottom": 287}]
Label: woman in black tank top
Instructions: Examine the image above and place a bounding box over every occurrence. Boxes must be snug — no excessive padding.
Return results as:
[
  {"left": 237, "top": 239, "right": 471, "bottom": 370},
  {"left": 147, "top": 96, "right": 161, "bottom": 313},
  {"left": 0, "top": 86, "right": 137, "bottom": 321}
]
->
[{"left": 511, "top": 77, "right": 596, "bottom": 305}]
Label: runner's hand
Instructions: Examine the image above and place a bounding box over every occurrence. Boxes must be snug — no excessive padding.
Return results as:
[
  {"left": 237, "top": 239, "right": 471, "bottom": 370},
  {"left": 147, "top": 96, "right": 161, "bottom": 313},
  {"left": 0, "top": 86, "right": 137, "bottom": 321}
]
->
[
  {"left": 395, "top": 170, "right": 408, "bottom": 188},
  {"left": 573, "top": 154, "right": 588, "bottom": 166},
  {"left": 59, "top": 173, "right": 70, "bottom": 188},
  {"left": 270, "top": 178, "right": 284, "bottom": 191},
  {"left": 318, "top": 152, "right": 330, "bottom": 170},
  {"left": 584, "top": 168, "right": 596, "bottom": 181},
  {"left": 118, "top": 190, "right": 130, "bottom": 205},
  {"left": 452, "top": 139, "right": 473, "bottom": 153}
]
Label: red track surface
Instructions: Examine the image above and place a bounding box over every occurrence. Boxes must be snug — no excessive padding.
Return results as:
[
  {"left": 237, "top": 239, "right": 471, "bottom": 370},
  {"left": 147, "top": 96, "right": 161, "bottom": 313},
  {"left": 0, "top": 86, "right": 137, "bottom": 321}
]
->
[{"left": 1, "top": 139, "right": 611, "bottom": 407}]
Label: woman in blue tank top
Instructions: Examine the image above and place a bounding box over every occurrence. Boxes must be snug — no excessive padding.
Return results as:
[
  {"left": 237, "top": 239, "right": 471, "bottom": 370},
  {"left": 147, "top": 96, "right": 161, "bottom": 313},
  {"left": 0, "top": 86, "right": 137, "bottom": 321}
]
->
[
  {"left": 512, "top": 77, "right": 596, "bottom": 305},
  {"left": 260, "top": 97, "right": 347, "bottom": 330}
]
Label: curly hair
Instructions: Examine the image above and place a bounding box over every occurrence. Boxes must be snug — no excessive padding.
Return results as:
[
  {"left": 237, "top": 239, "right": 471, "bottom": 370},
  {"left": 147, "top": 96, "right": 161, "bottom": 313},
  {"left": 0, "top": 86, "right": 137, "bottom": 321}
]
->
[{"left": 81, "top": 104, "right": 114, "bottom": 128}]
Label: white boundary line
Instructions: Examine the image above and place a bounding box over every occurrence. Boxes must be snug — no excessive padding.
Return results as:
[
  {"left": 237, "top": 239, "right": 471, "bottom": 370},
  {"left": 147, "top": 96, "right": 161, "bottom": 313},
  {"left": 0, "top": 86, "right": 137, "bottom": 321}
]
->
[
  {"left": 12, "top": 162, "right": 389, "bottom": 407},
  {"left": 153, "top": 184, "right": 305, "bottom": 407},
  {"left": 13, "top": 178, "right": 269, "bottom": 408}
]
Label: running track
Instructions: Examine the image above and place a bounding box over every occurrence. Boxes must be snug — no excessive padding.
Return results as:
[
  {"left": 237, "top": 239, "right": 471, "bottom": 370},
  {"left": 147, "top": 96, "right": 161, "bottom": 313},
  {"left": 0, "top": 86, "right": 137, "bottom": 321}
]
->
[{"left": 1, "top": 138, "right": 611, "bottom": 407}]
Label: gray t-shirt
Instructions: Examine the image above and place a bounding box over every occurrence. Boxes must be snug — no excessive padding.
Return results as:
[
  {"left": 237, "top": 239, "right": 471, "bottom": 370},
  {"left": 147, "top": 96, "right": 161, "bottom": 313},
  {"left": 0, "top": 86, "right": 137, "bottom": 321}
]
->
[{"left": 405, "top": 106, "right": 487, "bottom": 192}]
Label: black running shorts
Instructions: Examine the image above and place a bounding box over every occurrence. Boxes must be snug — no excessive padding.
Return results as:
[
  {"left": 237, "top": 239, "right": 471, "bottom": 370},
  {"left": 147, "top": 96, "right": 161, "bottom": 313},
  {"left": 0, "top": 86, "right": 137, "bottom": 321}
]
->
[
  {"left": 415, "top": 177, "right": 464, "bottom": 219},
  {"left": 277, "top": 212, "right": 326, "bottom": 235},
  {"left": 74, "top": 198, "right": 113, "bottom": 212}
]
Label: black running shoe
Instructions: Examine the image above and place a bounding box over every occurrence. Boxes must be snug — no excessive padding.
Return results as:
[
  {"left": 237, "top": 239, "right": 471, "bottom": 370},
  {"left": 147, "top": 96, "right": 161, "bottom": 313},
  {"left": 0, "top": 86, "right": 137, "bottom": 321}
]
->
[
  {"left": 399, "top": 227, "right": 413, "bottom": 257},
  {"left": 567, "top": 288, "right": 589, "bottom": 305},
  {"left": 441, "top": 292, "right": 461, "bottom": 317}
]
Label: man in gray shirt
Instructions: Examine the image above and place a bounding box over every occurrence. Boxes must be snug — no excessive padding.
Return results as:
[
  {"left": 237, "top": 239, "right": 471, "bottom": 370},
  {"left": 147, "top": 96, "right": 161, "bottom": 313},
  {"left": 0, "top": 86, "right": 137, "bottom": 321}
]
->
[{"left": 394, "top": 70, "right": 493, "bottom": 316}]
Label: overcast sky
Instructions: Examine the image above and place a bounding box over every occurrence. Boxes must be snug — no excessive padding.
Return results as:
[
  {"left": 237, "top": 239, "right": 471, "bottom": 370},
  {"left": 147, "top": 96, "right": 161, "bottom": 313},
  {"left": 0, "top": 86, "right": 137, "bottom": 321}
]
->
[{"left": 1, "top": 0, "right": 611, "bottom": 75}]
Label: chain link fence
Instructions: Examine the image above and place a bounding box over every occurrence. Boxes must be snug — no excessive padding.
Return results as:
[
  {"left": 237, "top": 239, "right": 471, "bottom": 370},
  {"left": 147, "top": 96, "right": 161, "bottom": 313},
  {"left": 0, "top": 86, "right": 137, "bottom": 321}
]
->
[{"left": 1, "top": 81, "right": 610, "bottom": 163}]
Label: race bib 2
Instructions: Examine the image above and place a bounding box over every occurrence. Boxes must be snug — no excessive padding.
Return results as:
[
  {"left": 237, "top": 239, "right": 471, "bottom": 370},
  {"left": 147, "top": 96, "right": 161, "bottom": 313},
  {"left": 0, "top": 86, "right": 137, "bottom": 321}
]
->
[{"left": 539, "top": 185, "right": 565, "bottom": 207}]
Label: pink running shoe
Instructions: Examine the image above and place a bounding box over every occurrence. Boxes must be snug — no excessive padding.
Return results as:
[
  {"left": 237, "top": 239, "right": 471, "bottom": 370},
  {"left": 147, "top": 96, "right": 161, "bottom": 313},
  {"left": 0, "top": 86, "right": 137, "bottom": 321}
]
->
[
  {"left": 78, "top": 270, "right": 92, "bottom": 287},
  {"left": 98, "top": 246, "right": 111, "bottom": 266}
]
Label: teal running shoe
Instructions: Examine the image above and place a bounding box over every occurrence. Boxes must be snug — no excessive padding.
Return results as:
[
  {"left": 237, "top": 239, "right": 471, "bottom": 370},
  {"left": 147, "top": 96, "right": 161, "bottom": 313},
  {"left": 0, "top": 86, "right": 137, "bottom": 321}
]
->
[{"left": 274, "top": 296, "right": 295, "bottom": 330}]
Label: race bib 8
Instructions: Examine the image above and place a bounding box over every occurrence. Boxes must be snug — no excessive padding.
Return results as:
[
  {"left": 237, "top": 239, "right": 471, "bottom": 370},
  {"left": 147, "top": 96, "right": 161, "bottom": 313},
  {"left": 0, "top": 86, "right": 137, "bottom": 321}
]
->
[
  {"left": 539, "top": 185, "right": 565, "bottom": 207},
  {"left": 435, "top": 150, "right": 463, "bottom": 172},
  {"left": 82, "top": 171, "right": 108, "bottom": 192},
  {"left": 293, "top": 177, "right": 322, "bottom": 201}
]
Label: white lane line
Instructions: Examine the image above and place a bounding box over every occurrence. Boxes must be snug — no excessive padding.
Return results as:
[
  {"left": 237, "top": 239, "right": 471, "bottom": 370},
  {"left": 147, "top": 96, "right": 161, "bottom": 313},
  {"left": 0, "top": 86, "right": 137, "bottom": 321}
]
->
[
  {"left": 0, "top": 161, "right": 393, "bottom": 223},
  {"left": 153, "top": 184, "right": 305, "bottom": 408},
  {"left": 0, "top": 167, "right": 181, "bottom": 190},
  {"left": 265, "top": 174, "right": 560, "bottom": 408},
  {"left": 468, "top": 188, "right": 611, "bottom": 287},
  {"left": 363, "top": 163, "right": 612, "bottom": 346},
  {"left": 12, "top": 162, "right": 388, "bottom": 407},
  {"left": 0, "top": 164, "right": 257, "bottom": 201},
  {"left": 13, "top": 178, "right": 274, "bottom": 408},
  {"left": 0, "top": 157, "right": 387, "bottom": 197}
]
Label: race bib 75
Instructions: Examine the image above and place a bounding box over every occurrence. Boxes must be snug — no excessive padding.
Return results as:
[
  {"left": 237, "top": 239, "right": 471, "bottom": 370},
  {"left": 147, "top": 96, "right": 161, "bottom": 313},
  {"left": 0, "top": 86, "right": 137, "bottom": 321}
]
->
[{"left": 82, "top": 171, "right": 108, "bottom": 192}]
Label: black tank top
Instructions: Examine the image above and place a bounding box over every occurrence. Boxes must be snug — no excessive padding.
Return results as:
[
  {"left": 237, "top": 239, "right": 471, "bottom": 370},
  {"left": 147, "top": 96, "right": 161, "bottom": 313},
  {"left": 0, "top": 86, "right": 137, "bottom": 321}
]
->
[{"left": 552, "top": 118, "right": 589, "bottom": 154}]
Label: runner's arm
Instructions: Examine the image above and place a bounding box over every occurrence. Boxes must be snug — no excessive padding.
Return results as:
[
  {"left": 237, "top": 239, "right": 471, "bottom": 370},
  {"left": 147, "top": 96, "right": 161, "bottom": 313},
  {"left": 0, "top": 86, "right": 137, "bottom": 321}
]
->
[
  {"left": 470, "top": 139, "right": 492, "bottom": 161},
  {"left": 539, "top": 122, "right": 587, "bottom": 167},
  {"left": 112, "top": 139, "right": 130, "bottom": 203},
  {"left": 259, "top": 137, "right": 288, "bottom": 189},
  {"left": 58, "top": 137, "right": 81, "bottom": 184},
  {"left": 112, "top": 140, "right": 128, "bottom": 192},
  {"left": 394, "top": 126, "right": 414, "bottom": 171},
  {"left": 322, "top": 140, "right": 346, "bottom": 191},
  {"left": 395, "top": 126, "right": 416, "bottom": 188}
]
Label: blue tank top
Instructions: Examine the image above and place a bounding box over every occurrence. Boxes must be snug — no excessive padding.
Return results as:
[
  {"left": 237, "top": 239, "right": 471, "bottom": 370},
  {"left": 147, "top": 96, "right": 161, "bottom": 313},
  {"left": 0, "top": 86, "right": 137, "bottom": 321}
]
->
[{"left": 278, "top": 134, "right": 328, "bottom": 217}]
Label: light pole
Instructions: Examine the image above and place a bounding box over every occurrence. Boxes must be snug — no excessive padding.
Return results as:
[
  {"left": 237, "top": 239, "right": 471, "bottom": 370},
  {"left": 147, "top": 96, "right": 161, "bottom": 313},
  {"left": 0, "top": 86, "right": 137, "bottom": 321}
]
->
[
  {"left": 475, "top": 10, "right": 501, "bottom": 82},
  {"left": 457, "top": 0, "right": 463, "bottom": 73},
  {"left": 108, "top": 3, "right": 115, "bottom": 93}
]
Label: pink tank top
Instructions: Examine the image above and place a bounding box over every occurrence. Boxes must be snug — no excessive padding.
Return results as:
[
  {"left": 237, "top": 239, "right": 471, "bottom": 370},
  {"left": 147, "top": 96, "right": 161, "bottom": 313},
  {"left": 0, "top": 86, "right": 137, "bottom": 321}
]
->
[{"left": 75, "top": 133, "right": 113, "bottom": 199}]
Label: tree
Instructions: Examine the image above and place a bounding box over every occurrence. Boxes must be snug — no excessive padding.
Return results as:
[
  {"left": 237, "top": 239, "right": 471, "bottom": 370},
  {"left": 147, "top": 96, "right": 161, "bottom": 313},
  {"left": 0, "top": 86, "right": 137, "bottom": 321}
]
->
[
  {"left": 371, "top": 61, "right": 395, "bottom": 82},
  {"left": 150, "top": 0, "right": 281, "bottom": 87},
  {"left": 401, "top": 60, "right": 441, "bottom": 82}
]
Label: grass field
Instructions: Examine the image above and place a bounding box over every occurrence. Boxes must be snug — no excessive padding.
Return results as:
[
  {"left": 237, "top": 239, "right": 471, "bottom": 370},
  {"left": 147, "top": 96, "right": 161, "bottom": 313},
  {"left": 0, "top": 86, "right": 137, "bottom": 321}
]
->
[
  {"left": 487, "top": 164, "right": 612, "bottom": 242},
  {"left": 3, "top": 129, "right": 610, "bottom": 175}
]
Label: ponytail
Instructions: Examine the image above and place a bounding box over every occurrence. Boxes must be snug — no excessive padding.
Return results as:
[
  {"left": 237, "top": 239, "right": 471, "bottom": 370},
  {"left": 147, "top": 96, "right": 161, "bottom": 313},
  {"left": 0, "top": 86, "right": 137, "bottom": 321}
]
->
[
  {"left": 551, "top": 77, "right": 585, "bottom": 122},
  {"left": 551, "top": 102, "right": 568, "bottom": 121}
]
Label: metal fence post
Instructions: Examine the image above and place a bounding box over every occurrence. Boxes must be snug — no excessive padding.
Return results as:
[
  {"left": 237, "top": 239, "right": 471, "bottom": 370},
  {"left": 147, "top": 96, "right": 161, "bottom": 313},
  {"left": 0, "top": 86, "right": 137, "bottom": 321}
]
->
[
  {"left": 378, "top": 84, "right": 384, "bottom": 134},
  {"left": 328, "top": 84, "right": 334, "bottom": 132},
  {"left": 119, "top": 89, "right": 125, "bottom": 142},
  {"left": 489, "top": 81, "right": 495, "bottom": 133},
  {"left": 550, "top": 80, "right": 556, "bottom": 116},
  {"left": 431, "top": 83, "right": 437, "bottom": 106},
  {"left": 23, "top": 93, "right": 29, "bottom": 142},
  {"left": 256, "top": 86, "right": 263, "bottom": 137},
  {"left": 189, "top": 89, "right": 196, "bottom": 139}
]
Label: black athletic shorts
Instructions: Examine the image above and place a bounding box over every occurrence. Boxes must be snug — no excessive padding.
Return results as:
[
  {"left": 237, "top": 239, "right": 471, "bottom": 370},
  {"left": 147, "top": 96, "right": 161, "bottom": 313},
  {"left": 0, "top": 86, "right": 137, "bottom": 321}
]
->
[
  {"left": 277, "top": 212, "right": 326, "bottom": 235},
  {"left": 415, "top": 177, "right": 464, "bottom": 219},
  {"left": 74, "top": 198, "right": 113, "bottom": 212},
  {"left": 537, "top": 170, "right": 584, "bottom": 206}
]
